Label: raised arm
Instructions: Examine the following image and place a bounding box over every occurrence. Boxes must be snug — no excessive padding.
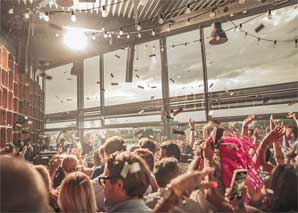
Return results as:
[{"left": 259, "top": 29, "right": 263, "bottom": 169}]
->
[{"left": 241, "top": 115, "right": 255, "bottom": 137}]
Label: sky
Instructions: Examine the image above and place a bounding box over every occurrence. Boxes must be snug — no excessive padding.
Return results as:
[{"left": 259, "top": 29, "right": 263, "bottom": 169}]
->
[{"left": 45, "top": 5, "right": 298, "bottom": 126}]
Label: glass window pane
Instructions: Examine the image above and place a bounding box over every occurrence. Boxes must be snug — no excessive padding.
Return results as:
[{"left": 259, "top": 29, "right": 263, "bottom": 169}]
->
[
  {"left": 167, "top": 30, "right": 203, "bottom": 97},
  {"left": 46, "top": 63, "right": 77, "bottom": 113},
  {"left": 204, "top": 6, "right": 297, "bottom": 92},
  {"left": 84, "top": 56, "right": 100, "bottom": 108}
]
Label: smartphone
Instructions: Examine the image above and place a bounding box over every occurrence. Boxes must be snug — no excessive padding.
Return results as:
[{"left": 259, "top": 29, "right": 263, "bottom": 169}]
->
[
  {"left": 212, "top": 127, "right": 224, "bottom": 148},
  {"left": 230, "top": 169, "right": 248, "bottom": 201}
]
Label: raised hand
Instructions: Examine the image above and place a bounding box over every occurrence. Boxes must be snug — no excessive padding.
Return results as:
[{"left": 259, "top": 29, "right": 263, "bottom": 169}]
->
[
  {"left": 243, "top": 114, "right": 256, "bottom": 127},
  {"left": 262, "top": 125, "right": 286, "bottom": 146},
  {"left": 188, "top": 118, "right": 195, "bottom": 129}
]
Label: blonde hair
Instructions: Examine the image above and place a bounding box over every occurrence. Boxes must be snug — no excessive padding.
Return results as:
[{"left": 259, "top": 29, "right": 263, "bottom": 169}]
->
[{"left": 58, "top": 172, "right": 96, "bottom": 213}]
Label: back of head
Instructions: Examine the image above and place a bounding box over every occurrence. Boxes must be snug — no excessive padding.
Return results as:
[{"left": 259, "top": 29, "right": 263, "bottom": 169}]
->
[
  {"left": 0, "top": 155, "right": 48, "bottom": 212},
  {"left": 0, "top": 143, "right": 16, "bottom": 155},
  {"left": 61, "top": 155, "right": 79, "bottom": 174},
  {"left": 268, "top": 164, "right": 298, "bottom": 212},
  {"left": 104, "top": 136, "right": 126, "bottom": 156},
  {"left": 134, "top": 148, "right": 155, "bottom": 171},
  {"left": 58, "top": 171, "right": 96, "bottom": 213},
  {"left": 34, "top": 165, "right": 51, "bottom": 192},
  {"left": 154, "top": 157, "right": 180, "bottom": 187},
  {"left": 160, "top": 141, "right": 181, "bottom": 161},
  {"left": 138, "top": 137, "right": 157, "bottom": 154},
  {"left": 107, "top": 151, "right": 151, "bottom": 197}
]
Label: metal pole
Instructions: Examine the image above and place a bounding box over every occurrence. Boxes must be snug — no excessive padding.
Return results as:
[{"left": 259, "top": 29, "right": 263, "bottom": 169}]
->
[
  {"left": 199, "top": 28, "right": 209, "bottom": 121},
  {"left": 99, "top": 55, "right": 105, "bottom": 127},
  {"left": 126, "top": 45, "right": 134, "bottom": 82},
  {"left": 159, "top": 38, "right": 171, "bottom": 139},
  {"left": 75, "top": 60, "right": 84, "bottom": 143}
]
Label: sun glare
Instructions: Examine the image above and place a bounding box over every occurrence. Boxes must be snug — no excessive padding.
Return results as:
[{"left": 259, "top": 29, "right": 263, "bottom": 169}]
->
[{"left": 63, "top": 29, "right": 88, "bottom": 51}]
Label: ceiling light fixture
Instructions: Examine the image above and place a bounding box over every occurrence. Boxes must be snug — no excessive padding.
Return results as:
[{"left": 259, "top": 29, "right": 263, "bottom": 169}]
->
[
  {"left": 185, "top": 4, "right": 191, "bottom": 14},
  {"left": 63, "top": 29, "right": 88, "bottom": 51},
  {"left": 119, "top": 27, "right": 124, "bottom": 35},
  {"left": 209, "top": 22, "right": 228, "bottom": 45},
  {"left": 136, "top": 22, "right": 142, "bottom": 31}
]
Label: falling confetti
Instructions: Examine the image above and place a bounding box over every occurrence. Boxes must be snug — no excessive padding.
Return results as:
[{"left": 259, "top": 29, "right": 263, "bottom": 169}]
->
[
  {"left": 149, "top": 54, "right": 156, "bottom": 58},
  {"left": 86, "top": 97, "right": 90, "bottom": 100},
  {"left": 111, "top": 83, "right": 119, "bottom": 86},
  {"left": 255, "top": 23, "right": 265, "bottom": 33},
  {"left": 170, "top": 78, "right": 175, "bottom": 83},
  {"left": 137, "top": 85, "right": 144, "bottom": 89},
  {"left": 136, "top": 74, "right": 140, "bottom": 78},
  {"left": 151, "top": 86, "right": 157, "bottom": 89},
  {"left": 66, "top": 98, "right": 72, "bottom": 101},
  {"left": 114, "top": 55, "right": 120, "bottom": 59},
  {"left": 172, "top": 128, "right": 185, "bottom": 135},
  {"left": 96, "top": 81, "right": 100, "bottom": 84},
  {"left": 150, "top": 96, "right": 155, "bottom": 100},
  {"left": 110, "top": 73, "right": 114, "bottom": 78},
  {"left": 45, "top": 75, "right": 53, "bottom": 80},
  {"left": 134, "top": 69, "right": 138, "bottom": 72},
  {"left": 67, "top": 78, "right": 73, "bottom": 81},
  {"left": 209, "top": 83, "right": 214, "bottom": 88}
]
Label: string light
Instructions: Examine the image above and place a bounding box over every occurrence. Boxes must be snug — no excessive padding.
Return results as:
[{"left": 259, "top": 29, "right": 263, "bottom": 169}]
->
[
  {"left": 151, "top": 29, "right": 156, "bottom": 36},
  {"left": 239, "top": 0, "right": 245, "bottom": 4},
  {"left": 185, "top": 18, "right": 191, "bottom": 26},
  {"left": 158, "top": 14, "right": 164, "bottom": 24},
  {"left": 117, "top": 34, "right": 121, "bottom": 39},
  {"left": 24, "top": 9, "right": 30, "bottom": 19},
  {"left": 104, "top": 31, "right": 108, "bottom": 38},
  {"left": 138, "top": 32, "right": 142, "bottom": 38},
  {"left": 136, "top": 22, "right": 142, "bottom": 31},
  {"left": 126, "top": 34, "right": 130, "bottom": 39},
  {"left": 108, "top": 33, "right": 112, "bottom": 38},
  {"left": 101, "top": 6, "right": 108, "bottom": 17},
  {"left": 267, "top": 9, "right": 272, "bottom": 19},
  {"left": 44, "top": 11, "right": 49, "bottom": 22},
  {"left": 71, "top": 11, "right": 76, "bottom": 22},
  {"left": 119, "top": 27, "right": 124, "bottom": 36},
  {"left": 92, "top": 33, "right": 96, "bottom": 40},
  {"left": 167, "top": 24, "right": 171, "bottom": 32},
  {"left": 185, "top": 4, "right": 191, "bottom": 14}
]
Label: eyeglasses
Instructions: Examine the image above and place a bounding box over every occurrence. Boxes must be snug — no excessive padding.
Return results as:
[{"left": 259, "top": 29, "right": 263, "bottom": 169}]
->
[{"left": 98, "top": 176, "right": 114, "bottom": 186}]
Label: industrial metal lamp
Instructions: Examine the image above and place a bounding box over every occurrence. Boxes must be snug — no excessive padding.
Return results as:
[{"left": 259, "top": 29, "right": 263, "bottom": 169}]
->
[{"left": 209, "top": 22, "right": 228, "bottom": 45}]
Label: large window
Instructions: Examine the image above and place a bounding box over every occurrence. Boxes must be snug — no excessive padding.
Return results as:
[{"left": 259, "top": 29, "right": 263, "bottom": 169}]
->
[
  {"left": 46, "top": 63, "right": 77, "bottom": 113},
  {"left": 84, "top": 56, "right": 100, "bottom": 108}
]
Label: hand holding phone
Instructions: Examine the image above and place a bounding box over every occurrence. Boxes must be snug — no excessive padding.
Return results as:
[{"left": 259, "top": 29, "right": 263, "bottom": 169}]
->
[{"left": 230, "top": 169, "right": 248, "bottom": 201}]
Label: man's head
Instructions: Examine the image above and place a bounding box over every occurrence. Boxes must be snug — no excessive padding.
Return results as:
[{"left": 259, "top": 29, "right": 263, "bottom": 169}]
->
[
  {"left": 138, "top": 137, "right": 158, "bottom": 154},
  {"left": 134, "top": 148, "right": 154, "bottom": 171},
  {"left": 61, "top": 155, "right": 79, "bottom": 176},
  {"left": 102, "top": 151, "right": 151, "bottom": 207},
  {"left": 286, "top": 126, "right": 298, "bottom": 142},
  {"left": 104, "top": 136, "right": 126, "bottom": 160},
  {"left": 154, "top": 157, "right": 181, "bottom": 187},
  {"left": 159, "top": 141, "right": 181, "bottom": 161},
  {"left": 0, "top": 155, "right": 48, "bottom": 212}
]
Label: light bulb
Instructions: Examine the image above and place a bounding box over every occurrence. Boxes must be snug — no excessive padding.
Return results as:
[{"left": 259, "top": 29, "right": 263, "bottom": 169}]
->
[
  {"left": 126, "top": 34, "right": 130, "bottom": 39},
  {"left": 239, "top": 0, "right": 245, "bottom": 4},
  {"left": 71, "top": 11, "right": 76, "bottom": 22},
  {"left": 167, "top": 24, "right": 171, "bottom": 32},
  {"left": 158, "top": 14, "right": 164, "bottom": 24},
  {"left": 185, "top": 18, "right": 191, "bottom": 26},
  {"left": 117, "top": 34, "right": 120, "bottom": 39},
  {"left": 268, "top": 9, "right": 272, "bottom": 19},
  {"left": 136, "top": 22, "right": 142, "bottom": 31},
  {"left": 108, "top": 33, "right": 112, "bottom": 38},
  {"left": 185, "top": 4, "right": 191, "bottom": 14},
  {"left": 151, "top": 29, "right": 156, "bottom": 36},
  {"left": 25, "top": 10, "right": 30, "bottom": 19},
  {"left": 210, "top": 8, "right": 215, "bottom": 17},
  {"left": 44, "top": 12, "right": 49, "bottom": 22},
  {"left": 138, "top": 32, "right": 141, "bottom": 38},
  {"left": 104, "top": 32, "right": 108, "bottom": 38},
  {"left": 92, "top": 34, "right": 96, "bottom": 40},
  {"left": 101, "top": 6, "right": 108, "bottom": 17},
  {"left": 119, "top": 28, "right": 123, "bottom": 35}
]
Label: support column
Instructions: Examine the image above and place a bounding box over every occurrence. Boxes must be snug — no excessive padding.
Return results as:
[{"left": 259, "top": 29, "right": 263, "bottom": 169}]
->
[
  {"left": 99, "top": 55, "right": 105, "bottom": 127},
  {"left": 75, "top": 60, "right": 84, "bottom": 143},
  {"left": 126, "top": 45, "right": 135, "bottom": 82},
  {"left": 200, "top": 28, "right": 209, "bottom": 121},
  {"left": 159, "top": 38, "right": 171, "bottom": 139}
]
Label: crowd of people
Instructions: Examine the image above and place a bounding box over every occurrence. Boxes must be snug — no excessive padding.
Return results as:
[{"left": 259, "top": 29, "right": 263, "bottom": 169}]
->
[{"left": 1, "top": 112, "right": 297, "bottom": 212}]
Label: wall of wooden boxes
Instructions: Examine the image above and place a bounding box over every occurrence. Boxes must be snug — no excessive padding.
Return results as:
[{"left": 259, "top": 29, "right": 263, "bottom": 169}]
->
[{"left": 0, "top": 43, "right": 45, "bottom": 148}]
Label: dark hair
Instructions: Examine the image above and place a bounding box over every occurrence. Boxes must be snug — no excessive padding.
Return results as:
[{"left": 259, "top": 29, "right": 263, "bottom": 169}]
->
[
  {"left": 107, "top": 152, "right": 151, "bottom": 197},
  {"left": 134, "top": 148, "right": 154, "bottom": 171},
  {"left": 0, "top": 143, "right": 15, "bottom": 155},
  {"left": 138, "top": 138, "right": 157, "bottom": 154},
  {"left": 289, "top": 126, "right": 298, "bottom": 139},
  {"left": 104, "top": 136, "right": 126, "bottom": 155},
  {"left": 160, "top": 141, "right": 181, "bottom": 161},
  {"left": 154, "top": 157, "right": 180, "bottom": 187},
  {"left": 267, "top": 164, "right": 298, "bottom": 212}
]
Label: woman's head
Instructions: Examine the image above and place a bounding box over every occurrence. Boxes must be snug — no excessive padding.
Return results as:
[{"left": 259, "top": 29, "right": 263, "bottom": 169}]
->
[
  {"left": 34, "top": 165, "right": 51, "bottom": 193},
  {"left": 58, "top": 171, "right": 96, "bottom": 213},
  {"left": 267, "top": 164, "right": 298, "bottom": 212}
]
